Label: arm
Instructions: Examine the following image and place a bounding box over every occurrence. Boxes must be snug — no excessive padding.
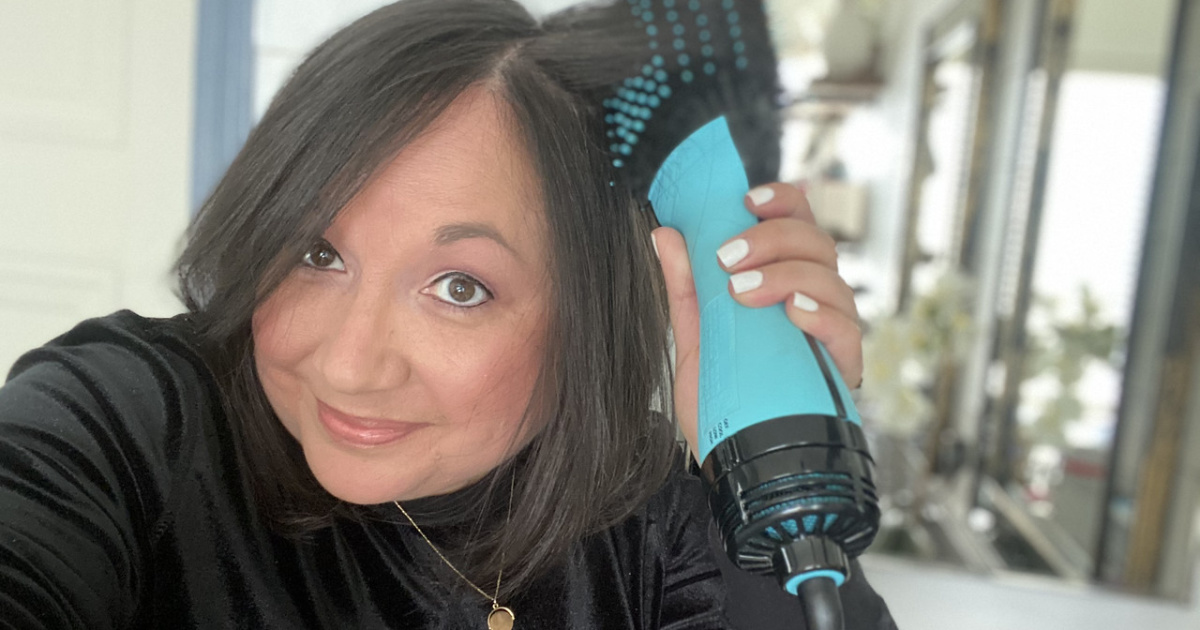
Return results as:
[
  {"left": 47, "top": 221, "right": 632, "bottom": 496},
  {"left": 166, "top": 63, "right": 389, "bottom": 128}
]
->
[{"left": 0, "top": 313, "right": 201, "bottom": 629}]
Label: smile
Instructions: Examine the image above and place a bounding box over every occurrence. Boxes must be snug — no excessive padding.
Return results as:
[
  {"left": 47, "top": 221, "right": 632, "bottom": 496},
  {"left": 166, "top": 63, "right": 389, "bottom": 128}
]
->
[{"left": 316, "top": 400, "right": 424, "bottom": 447}]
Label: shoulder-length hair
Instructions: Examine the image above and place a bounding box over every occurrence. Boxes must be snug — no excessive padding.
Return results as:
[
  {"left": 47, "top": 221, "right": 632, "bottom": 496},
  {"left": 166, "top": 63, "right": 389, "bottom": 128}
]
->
[{"left": 176, "top": 0, "right": 678, "bottom": 596}]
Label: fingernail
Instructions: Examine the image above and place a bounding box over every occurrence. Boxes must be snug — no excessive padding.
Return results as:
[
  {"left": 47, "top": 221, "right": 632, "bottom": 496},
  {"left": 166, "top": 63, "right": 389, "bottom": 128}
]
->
[
  {"left": 792, "top": 292, "right": 819, "bottom": 312},
  {"left": 651, "top": 233, "right": 660, "bottom": 259},
  {"left": 747, "top": 186, "right": 775, "bottom": 206},
  {"left": 730, "top": 270, "right": 763, "bottom": 294},
  {"left": 716, "top": 238, "right": 749, "bottom": 268}
]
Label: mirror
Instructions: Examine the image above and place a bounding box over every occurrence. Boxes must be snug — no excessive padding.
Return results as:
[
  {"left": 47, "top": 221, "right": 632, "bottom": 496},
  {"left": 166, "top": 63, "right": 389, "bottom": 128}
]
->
[
  {"left": 858, "top": 0, "right": 1187, "bottom": 600},
  {"left": 976, "top": 0, "right": 1175, "bottom": 583}
]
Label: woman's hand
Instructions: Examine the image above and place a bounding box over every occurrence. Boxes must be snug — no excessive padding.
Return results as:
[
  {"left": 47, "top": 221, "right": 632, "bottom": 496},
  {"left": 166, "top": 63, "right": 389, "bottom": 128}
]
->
[{"left": 652, "top": 182, "right": 862, "bottom": 458}]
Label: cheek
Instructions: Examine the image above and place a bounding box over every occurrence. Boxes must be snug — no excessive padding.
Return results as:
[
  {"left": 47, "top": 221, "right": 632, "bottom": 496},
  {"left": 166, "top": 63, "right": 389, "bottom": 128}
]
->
[
  {"left": 428, "top": 313, "right": 549, "bottom": 446},
  {"left": 251, "top": 281, "right": 330, "bottom": 425},
  {"left": 253, "top": 278, "right": 340, "bottom": 364},
  {"left": 254, "top": 285, "right": 299, "bottom": 372}
]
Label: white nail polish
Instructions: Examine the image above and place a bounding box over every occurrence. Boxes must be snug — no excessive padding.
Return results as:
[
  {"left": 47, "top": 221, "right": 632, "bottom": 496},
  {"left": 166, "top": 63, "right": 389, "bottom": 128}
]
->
[
  {"left": 730, "top": 270, "right": 763, "bottom": 294},
  {"left": 717, "top": 238, "right": 749, "bottom": 267},
  {"left": 651, "top": 233, "right": 660, "bottom": 259},
  {"left": 747, "top": 186, "right": 775, "bottom": 206},
  {"left": 793, "top": 292, "right": 819, "bottom": 312}
]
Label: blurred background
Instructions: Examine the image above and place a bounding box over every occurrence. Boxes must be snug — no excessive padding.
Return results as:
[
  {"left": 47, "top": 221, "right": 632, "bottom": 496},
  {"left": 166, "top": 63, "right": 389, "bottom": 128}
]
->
[{"left": 1, "top": 0, "right": 1198, "bottom": 627}]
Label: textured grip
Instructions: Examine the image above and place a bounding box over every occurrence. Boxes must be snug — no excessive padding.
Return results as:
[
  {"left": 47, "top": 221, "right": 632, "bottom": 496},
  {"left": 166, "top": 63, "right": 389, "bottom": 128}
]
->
[{"left": 647, "top": 117, "right": 861, "bottom": 462}]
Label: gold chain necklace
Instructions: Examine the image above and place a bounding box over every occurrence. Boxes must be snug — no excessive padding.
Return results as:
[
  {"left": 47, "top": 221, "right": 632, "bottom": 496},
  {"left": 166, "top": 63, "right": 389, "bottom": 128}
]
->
[{"left": 394, "top": 472, "right": 516, "bottom": 630}]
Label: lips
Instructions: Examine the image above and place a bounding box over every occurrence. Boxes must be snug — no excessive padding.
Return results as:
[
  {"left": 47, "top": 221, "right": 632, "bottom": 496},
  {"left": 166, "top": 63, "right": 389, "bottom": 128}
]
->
[{"left": 316, "top": 400, "right": 422, "bottom": 447}]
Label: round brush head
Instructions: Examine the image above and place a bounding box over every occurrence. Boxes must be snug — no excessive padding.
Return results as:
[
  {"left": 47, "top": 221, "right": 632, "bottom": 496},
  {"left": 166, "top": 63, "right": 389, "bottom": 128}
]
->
[{"left": 541, "top": 0, "right": 782, "bottom": 200}]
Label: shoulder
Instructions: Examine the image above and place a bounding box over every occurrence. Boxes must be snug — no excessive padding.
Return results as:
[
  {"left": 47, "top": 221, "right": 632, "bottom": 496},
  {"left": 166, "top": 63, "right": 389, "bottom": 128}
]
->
[
  {"left": 0, "top": 311, "right": 229, "bottom": 626},
  {"left": 640, "top": 455, "right": 713, "bottom": 557},
  {"left": 596, "top": 453, "right": 733, "bottom": 628},
  {"left": 7, "top": 309, "right": 216, "bottom": 400},
  {"left": 9, "top": 309, "right": 210, "bottom": 377},
  {"left": 2, "top": 309, "right": 221, "bottom": 473}
]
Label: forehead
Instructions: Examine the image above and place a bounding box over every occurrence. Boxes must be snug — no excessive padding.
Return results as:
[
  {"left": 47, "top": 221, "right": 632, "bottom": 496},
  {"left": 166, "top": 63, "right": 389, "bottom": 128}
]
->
[{"left": 334, "top": 87, "right": 544, "bottom": 244}]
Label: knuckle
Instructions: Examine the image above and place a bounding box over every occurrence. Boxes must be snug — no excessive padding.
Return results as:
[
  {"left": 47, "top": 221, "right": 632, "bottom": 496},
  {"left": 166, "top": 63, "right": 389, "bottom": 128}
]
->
[
  {"left": 839, "top": 281, "right": 857, "bottom": 306},
  {"left": 818, "top": 232, "right": 838, "bottom": 259}
]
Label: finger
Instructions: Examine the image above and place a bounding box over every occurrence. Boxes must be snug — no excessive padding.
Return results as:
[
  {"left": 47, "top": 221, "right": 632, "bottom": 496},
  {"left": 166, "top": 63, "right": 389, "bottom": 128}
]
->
[
  {"left": 743, "top": 182, "right": 815, "bottom": 223},
  {"left": 651, "top": 226, "right": 700, "bottom": 452},
  {"left": 786, "top": 303, "right": 863, "bottom": 390},
  {"left": 715, "top": 217, "right": 838, "bottom": 273},
  {"left": 726, "top": 260, "right": 860, "bottom": 325}
]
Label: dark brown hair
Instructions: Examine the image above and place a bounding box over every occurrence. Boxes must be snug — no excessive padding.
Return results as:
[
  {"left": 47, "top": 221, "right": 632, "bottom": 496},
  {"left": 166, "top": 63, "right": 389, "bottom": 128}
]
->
[{"left": 176, "top": 0, "right": 678, "bottom": 596}]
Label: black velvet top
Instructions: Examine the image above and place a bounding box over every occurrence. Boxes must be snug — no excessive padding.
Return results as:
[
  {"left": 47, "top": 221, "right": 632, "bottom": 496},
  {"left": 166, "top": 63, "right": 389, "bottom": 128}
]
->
[{"left": 0, "top": 312, "right": 896, "bottom": 629}]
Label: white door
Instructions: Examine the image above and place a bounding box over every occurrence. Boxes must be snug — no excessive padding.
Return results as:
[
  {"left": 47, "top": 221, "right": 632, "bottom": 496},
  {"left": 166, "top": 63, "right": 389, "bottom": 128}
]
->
[{"left": 0, "top": 0, "right": 196, "bottom": 374}]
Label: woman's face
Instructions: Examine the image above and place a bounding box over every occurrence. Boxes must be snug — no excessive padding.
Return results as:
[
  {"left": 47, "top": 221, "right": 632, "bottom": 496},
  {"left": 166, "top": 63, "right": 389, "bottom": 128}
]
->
[{"left": 252, "top": 88, "right": 552, "bottom": 505}]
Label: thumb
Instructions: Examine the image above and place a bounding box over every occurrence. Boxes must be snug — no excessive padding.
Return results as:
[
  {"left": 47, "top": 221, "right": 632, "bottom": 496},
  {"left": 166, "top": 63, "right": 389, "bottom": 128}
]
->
[{"left": 652, "top": 226, "right": 700, "bottom": 456}]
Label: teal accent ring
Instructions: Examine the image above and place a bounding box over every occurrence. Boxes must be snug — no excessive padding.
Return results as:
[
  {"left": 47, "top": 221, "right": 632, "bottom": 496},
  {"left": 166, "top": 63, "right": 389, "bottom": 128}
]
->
[{"left": 784, "top": 570, "right": 846, "bottom": 595}]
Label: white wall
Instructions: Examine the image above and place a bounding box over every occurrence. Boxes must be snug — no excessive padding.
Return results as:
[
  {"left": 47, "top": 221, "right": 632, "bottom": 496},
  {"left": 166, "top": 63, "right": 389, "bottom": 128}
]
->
[
  {"left": 0, "top": 0, "right": 197, "bottom": 373},
  {"left": 1070, "top": 0, "right": 1175, "bottom": 74},
  {"left": 252, "top": 0, "right": 578, "bottom": 119},
  {"left": 253, "top": 0, "right": 394, "bottom": 118}
]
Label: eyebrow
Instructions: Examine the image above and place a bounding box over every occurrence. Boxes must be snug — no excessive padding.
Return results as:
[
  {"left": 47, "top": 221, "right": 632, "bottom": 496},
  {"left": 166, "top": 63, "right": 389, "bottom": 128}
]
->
[{"left": 433, "top": 222, "right": 519, "bottom": 259}]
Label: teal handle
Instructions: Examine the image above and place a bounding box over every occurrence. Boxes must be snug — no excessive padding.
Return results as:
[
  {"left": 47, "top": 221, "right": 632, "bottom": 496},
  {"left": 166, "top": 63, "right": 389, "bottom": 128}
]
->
[{"left": 648, "top": 117, "right": 861, "bottom": 463}]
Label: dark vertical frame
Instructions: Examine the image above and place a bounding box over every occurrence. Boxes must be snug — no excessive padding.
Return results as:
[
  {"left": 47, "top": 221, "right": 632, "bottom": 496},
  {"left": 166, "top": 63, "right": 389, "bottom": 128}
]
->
[
  {"left": 979, "top": 0, "right": 1075, "bottom": 488},
  {"left": 190, "top": 0, "right": 254, "bottom": 212},
  {"left": 1100, "top": 0, "right": 1199, "bottom": 596}
]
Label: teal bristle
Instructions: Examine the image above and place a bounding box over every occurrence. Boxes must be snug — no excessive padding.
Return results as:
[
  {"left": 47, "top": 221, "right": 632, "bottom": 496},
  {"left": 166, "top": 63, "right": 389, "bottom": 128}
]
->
[{"left": 604, "top": 0, "right": 778, "bottom": 185}]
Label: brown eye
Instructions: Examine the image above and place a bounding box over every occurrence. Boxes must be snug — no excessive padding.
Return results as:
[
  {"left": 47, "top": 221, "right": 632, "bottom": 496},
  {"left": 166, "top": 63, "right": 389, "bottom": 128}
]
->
[
  {"left": 302, "top": 239, "right": 344, "bottom": 271},
  {"left": 448, "top": 277, "right": 476, "bottom": 302},
  {"left": 430, "top": 273, "right": 491, "bottom": 308}
]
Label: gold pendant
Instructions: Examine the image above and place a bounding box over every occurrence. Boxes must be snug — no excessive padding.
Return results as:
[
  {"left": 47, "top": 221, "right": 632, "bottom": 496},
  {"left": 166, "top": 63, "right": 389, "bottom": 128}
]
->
[{"left": 487, "top": 605, "right": 515, "bottom": 630}]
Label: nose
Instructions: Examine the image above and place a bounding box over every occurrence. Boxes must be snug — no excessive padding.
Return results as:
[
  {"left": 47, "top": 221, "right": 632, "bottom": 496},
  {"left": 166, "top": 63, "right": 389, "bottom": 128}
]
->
[{"left": 316, "top": 287, "right": 409, "bottom": 395}]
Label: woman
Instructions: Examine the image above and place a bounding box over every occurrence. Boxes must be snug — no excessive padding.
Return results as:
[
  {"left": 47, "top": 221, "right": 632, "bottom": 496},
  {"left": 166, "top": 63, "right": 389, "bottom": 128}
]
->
[{"left": 0, "top": 0, "right": 891, "bottom": 628}]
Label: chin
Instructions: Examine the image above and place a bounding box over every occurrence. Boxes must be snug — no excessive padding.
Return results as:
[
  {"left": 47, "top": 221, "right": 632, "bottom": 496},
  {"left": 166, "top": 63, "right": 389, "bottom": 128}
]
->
[
  {"left": 315, "top": 477, "right": 398, "bottom": 506},
  {"left": 298, "top": 437, "right": 495, "bottom": 505},
  {"left": 299, "top": 442, "right": 425, "bottom": 505}
]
